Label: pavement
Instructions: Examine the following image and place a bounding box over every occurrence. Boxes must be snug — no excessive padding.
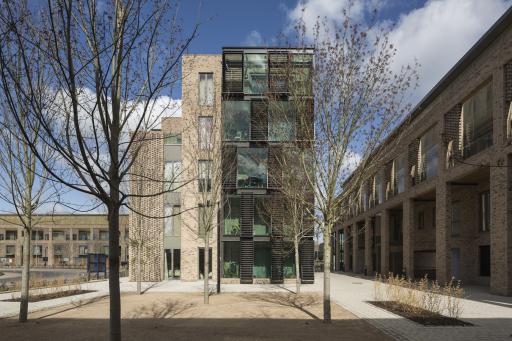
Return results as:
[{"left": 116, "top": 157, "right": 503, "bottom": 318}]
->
[{"left": 1, "top": 272, "right": 511, "bottom": 341}]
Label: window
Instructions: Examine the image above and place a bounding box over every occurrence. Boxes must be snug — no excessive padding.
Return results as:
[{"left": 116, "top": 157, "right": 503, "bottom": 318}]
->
[
  {"left": 165, "top": 161, "right": 182, "bottom": 192},
  {"left": 102, "top": 245, "right": 109, "bottom": 255},
  {"left": 6, "top": 245, "right": 15, "bottom": 256},
  {"left": 164, "top": 133, "right": 182, "bottom": 145},
  {"left": 31, "top": 231, "right": 44, "bottom": 240},
  {"left": 419, "top": 128, "right": 438, "bottom": 180},
  {"left": 461, "top": 83, "right": 493, "bottom": 158},
  {"left": 198, "top": 160, "right": 212, "bottom": 192},
  {"left": 432, "top": 207, "right": 436, "bottom": 228},
  {"left": 223, "top": 241, "right": 240, "bottom": 278},
  {"left": 198, "top": 204, "right": 211, "bottom": 238},
  {"left": 479, "top": 245, "right": 490, "bottom": 276},
  {"left": 79, "top": 245, "right": 88, "bottom": 255},
  {"left": 198, "top": 116, "right": 213, "bottom": 149},
  {"left": 393, "top": 156, "right": 406, "bottom": 194},
  {"left": 199, "top": 248, "right": 212, "bottom": 279},
  {"left": 269, "top": 101, "right": 295, "bottom": 141},
  {"left": 417, "top": 210, "right": 425, "bottom": 229},
  {"left": 244, "top": 54, "right": 268, "bottom": 94},
  {"left": 283, "top": 243, "right": 296, "bottom": 278},
  {"left": 0, "top": 234, "right": 3, "bottom": 240},
  {"left": 199, "top": 73, "right": 214, "bottom": 106},
  {"left": 54, "top": 245, "right": 64, "bottom": 256},
  {"left": 6, "top": 230, "right": 17, "bottom": 240},
  {"left": 223, "top": 101, "right": 251, "bottom": 141},
  {"left": 237, "top": 148, "right": 268, "bottom": 188},
  {"left": 164, "top": 205, "right": 181, "bottom": 237},
  {"left": 33, "top": 245, "right": 42, "bottom": 256},
  {"left": 223, "top": 196, "right": 240, "bottom": 236},
  {"left": 78, "top": 231, "right": 89, "bottom": 241},
  {"left": 253, "top": 242, "right": 271, "bottom": 278},
  {"left": 99, "top": 231, "right": 109, "bottom": 241},
  {"left": 290, "top": 54, "right": 313, "bottom": 96},
  {"left": 52, "top": 231, "right": 65, "bottom": 241},
  {"left": 376, "top": 172, "right": 384, "bottom": 204},
  {"left": 480, "top": 191, "right": 490, "bottom": 232},
  {"left": 254, "top": 196, "right": 270, "bottom": 236},
  {"left": 451, "top": 202, "right": 461, "bottom": 236}
]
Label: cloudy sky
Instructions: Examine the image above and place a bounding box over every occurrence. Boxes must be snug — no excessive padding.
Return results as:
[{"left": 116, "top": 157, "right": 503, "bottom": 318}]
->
[{"left": 180, "top": 0, "right": 511, "bottom": 104}]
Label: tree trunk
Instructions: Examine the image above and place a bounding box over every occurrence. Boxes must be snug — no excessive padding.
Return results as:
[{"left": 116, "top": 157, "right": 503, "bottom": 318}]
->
[
  {"left": 204, "top": 233, "right": 210, "bottom": 304},
  {"left": 137, "top": 244, "right": 141, "bottom": 295},
  {"left": 323, "top": 229, "right": 332, "bottom": 322},
  {"left": 19, "top": 229, "right": 31, "bottom": 322},
  {"left": 294, "top": 237, "right": 301, "bottom": 295},
  {"left": 108, "top": 204, "right": 121, "bottom": 341}
]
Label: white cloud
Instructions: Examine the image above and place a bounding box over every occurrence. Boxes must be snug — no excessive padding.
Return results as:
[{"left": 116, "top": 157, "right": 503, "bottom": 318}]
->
[
  {"left": 244, "top": 30, "right": 264, "bottom": 46},
  {"left": 286, "top": 0, "right": 511, "bottom": 104},
  {"left": 388, "top": 0, "right": 511, "bottom": 104}
]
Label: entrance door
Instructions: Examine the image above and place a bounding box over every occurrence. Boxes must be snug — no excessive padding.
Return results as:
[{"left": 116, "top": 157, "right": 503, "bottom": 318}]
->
[
  {"left": 165, "top": 249, "right": 181, "bottom": 279},
  {"left": 199, "top": 248, "right": 212, "bottom": 279},
  {"left": 451, "top": 248, "right": 460, "bottom": 280}
]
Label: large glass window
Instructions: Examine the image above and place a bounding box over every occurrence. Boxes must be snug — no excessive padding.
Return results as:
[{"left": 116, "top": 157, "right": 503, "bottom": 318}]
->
[
  {"left": 244, "top": 54, "right": 268, "bottom": 94},
  {"left": 269, "top": 101, "right": 295, "bottom": 141},
  {"left": 198, "top": 116, "right": 213, "bottom": 150},
  {"left": 480, "top": 191, "right": 490, "bottom": 232},
  {"left": 283, "top": 243, "right": 296, "bottom": 278},
  {"left": 164, "top": 133, "right": 182, "bottom": 145},
  {"left": 254, "top": 196, "right": 270, "bottom": 236},
  {"left": 461, "top": 83, "right": 493, "bottom": 158},
  {"left": 6, "top": 230, "right": 17, "bottom": 240},
  {"left": 199, "top": 73, "right": 214, "bottom": 106},
  {"left": 237, "top": 148, "right": 267, "bottom": 188},
  {"left": 290, "top": 54, "right": 313, "bottom": 96},
  {"left": 99, "top": 231, "right": 109, "bottom": 240},
  {"left": 78, "top": 231, "right": 89, "bottom": 241},
  {"left": 376, "top": 172, "right": 384, "bottom": 204},
  {"left": 165, "top": 205, "right": 181, "bottom": 237},
  {"left": 223, "top": 241, "right": 240, "bottom": 278},
  {"left": 223, "top": 196, "right": 240, "bottom": 236},
  {"left": 31, "top": 230, "right": 44, "bottom": 241},
  {"left": 419, "top": 128, "right": 438, "bottom": 181},
  {"left": 165, "top": 161, "right": 182, "bottom": 192},
  {"left": 253, "top": 241, "right": 271, "bottom": 278},
  {"left": 223, "top": 101, "right": 250, "bottom": 141},
  {"left": 53, "top": 231, "right": 65, "bottom": 241},
  {"left": 198, "top": 160, "right": 212, "bottom": 192},
  {"left": 394, "top": 156, "right": 406, "bottom": 194}
]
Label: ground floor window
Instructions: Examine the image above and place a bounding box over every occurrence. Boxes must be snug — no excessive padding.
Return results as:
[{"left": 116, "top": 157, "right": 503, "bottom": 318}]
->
[
  {"left": 253, "top": 241, "right": 271, "bottom": 278},
  {"left": 283, "top": 245, "right": 296, "bottom": 278},
  {"left": 479, "top": 245, "right": 490, "bottom": 277},
  {"left": 223, "top": 241, "right": 240, "bottom": 278},
  {"left": 165, "top": 249, "right": 181, "bottom": 278}
]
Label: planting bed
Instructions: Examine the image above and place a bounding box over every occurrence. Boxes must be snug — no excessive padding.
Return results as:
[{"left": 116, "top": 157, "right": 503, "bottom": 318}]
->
[
  {"left": 369, "top": 301, "right": 473, "bottom": 326},
  {"left": 3, "top": 290, "right": 95, "bottom": 302}
]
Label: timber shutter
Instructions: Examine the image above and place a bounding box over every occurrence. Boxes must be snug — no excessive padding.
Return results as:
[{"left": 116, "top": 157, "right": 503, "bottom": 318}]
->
[
  {"left": 223, "top": 53, "right": 243, "bottom": 93},
  {"left": 251, "top": 101, "right": 268, "bottom": 141},
  {"left": 240, "top": 193, "right": 254, "bottom": 283},
  {"left": 299, "top": 238, "right": 314, "bottom": 283},
  {"left": 222, "top": 146, "right": 237, "bottom": 189}
]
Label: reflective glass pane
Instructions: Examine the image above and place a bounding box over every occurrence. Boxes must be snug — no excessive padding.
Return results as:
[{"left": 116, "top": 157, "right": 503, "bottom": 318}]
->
[
  {"left": 237, "top": 148, "right": 267, "bottom": 188},
  {"left": 164, "top": 133, "right": 182, "bottom": 145},
  {"left": 223, "top": 101, "right": 250, "bottom": 141},
  {"left": 253, "top": 196, "right": 270, "bottom": 236},
  {"left": 223, "top": 196, "right": 240, "bottom": 235},
  {"left": 223, "top": 241, "right": 240, "bottom": 278},
  {"left": 244, "top": 54, "right": 268, "bottom": 94},
  {"left": 462, "top": 83, "right": 493, "bottom": 157},
  {"left": 269, "top": 101, "right": 295, "bottom": 141},
  {"left": 253, "top": 242, "right": 271, "bottom": 278},
  {"left": 199, "top": 116, "right": 213, "bottom": 149}
]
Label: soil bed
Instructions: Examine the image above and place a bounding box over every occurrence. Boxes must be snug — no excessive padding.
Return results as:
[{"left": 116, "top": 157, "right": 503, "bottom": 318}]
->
[
  {"left": 3, "top": 290, "right": 95, "bottom": 302},
  {"left": 369, "top": 301, "right": 472, "bottom": 326}
]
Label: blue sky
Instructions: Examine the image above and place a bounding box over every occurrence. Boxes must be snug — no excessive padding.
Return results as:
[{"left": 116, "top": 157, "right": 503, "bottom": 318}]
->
[{"left": 2, "top": 0, "right": 511, "bottom": 215}]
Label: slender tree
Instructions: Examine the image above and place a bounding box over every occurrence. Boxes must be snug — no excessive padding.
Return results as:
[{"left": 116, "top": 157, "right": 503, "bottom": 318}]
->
[
  {"left": 0, "top": 1, "right": 197, "bottom": 339},
  {"left": 286, "top": 7, "right": 418, "bottom": 321},
  {"left": 0, "top": 41, "right": 59, "bottom": 322}
]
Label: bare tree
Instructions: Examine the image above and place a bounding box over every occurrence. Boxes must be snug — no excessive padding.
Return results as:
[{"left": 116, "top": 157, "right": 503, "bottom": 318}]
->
[
  {"left": 0, "top": 1, "right": 197, "bottom": 339},
  {"left": 286, "top": 7, "right": 418, "bottom": 321},
  {"left": 0, "top": 48, "right": 59, "bottom": 321}
]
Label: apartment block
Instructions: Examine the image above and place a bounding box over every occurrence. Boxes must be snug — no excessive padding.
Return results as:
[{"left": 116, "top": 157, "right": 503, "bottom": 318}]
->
[
  {"left": 129, "top": 47, "right": 316, "bottom": 284},
  {"left": 0, "top": 214, "right": 129, "bottom": 268},
  {"left": 334, "top": 9, "right": 512, "bottom": 295}
]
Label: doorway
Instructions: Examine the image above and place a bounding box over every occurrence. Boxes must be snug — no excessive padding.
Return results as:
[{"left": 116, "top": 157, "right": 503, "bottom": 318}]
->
[{"left": 199, "top": 248, "right": 212, "bottom": 279}]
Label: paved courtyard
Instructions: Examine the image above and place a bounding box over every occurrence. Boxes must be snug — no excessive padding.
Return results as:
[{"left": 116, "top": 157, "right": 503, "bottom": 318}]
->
[{"left": 0, "top": 273, "right": 511, "bottom": 340}]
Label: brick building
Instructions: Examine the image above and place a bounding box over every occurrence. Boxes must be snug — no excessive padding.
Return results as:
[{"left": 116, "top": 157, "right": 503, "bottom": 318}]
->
[
  {"left": 334, "top": 8, "right": 512, "bottom": 295},
  {"left": 129, "top": 47, "right": 316, "bottom": 284},
  {"left": 0, "top": 214, "right": 129, "bottom": 267}
]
